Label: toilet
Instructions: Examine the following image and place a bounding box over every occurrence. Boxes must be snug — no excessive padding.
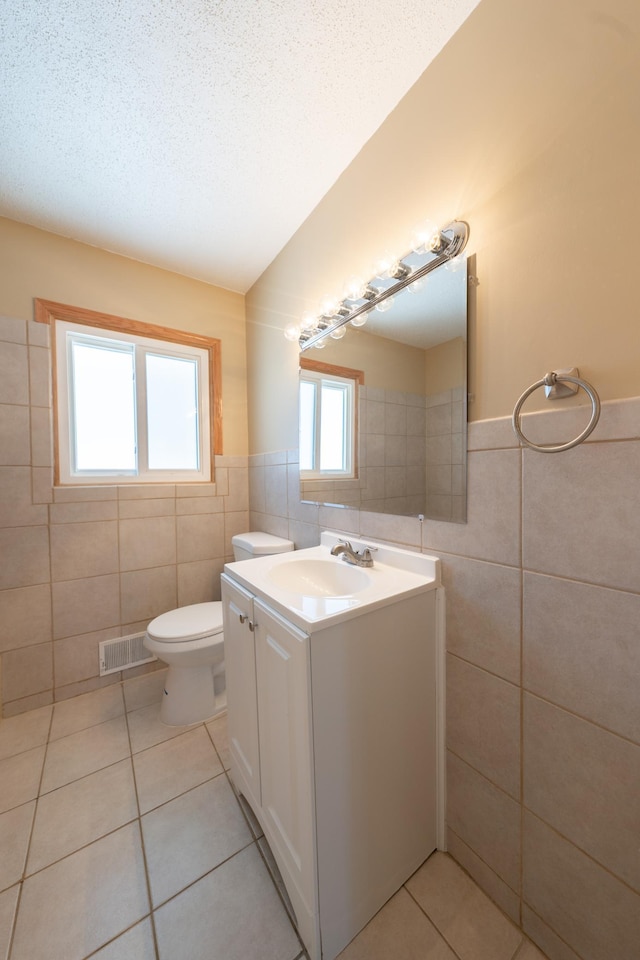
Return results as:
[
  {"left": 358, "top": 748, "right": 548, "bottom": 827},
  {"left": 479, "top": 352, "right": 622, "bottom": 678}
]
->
[{"left": 144, "top": 532, "right": 295, "bottom": 726}]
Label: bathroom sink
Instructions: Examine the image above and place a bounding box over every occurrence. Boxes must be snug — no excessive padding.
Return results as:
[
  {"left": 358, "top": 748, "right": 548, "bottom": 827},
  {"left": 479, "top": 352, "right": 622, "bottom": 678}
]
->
[
  {"left": 266, "top": 558, "right": 371, "bottom": 597},
  {"left": 224, "top": 532, "right": 440, "bottom": 630}
]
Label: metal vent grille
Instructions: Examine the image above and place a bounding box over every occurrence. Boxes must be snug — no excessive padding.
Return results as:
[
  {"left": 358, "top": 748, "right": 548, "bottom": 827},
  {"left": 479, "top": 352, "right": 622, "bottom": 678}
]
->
[{"left": 99, "top": 633, "right": 156, "bottom": 676}]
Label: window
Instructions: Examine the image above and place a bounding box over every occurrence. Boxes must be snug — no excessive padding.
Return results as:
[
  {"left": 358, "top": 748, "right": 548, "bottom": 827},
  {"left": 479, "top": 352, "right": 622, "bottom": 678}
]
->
[
  {"left": 36, "top": 300, "right": 221, "bottom": 485},
  {"left": 299, "top": 359, "right": 362, "bottom": 480}
]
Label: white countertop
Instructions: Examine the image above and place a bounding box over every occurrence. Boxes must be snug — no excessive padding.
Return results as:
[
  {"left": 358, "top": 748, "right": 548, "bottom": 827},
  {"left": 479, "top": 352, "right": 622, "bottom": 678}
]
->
[{"left": 223, "top": 531, "right": 440, "bottom": 633}]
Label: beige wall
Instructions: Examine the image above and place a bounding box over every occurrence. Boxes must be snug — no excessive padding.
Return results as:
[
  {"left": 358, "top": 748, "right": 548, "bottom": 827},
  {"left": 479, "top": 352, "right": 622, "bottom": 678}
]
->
[
  {"left": 246, "top": 0, "right": 640, "bottom": 448},
  {"left": 302, "top": 327, "right": 426, "bottom": 394},
  {"left": 0, "top": 217, "right": 248, "bottom": 455},
  {"left": 424, "top": 337, "right": 466, "bottom": 396}
]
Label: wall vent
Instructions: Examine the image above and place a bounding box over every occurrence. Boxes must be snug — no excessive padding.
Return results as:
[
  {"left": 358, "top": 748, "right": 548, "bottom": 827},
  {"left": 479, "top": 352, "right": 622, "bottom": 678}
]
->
[{"left": 99, "top": 633, "right": 156, "bottom": 676}]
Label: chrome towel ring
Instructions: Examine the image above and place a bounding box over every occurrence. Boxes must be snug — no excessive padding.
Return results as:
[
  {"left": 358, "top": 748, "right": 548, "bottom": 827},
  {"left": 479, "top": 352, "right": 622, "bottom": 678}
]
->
[{"left": 512, "top": 372, "right": 601, "bottom": 453}]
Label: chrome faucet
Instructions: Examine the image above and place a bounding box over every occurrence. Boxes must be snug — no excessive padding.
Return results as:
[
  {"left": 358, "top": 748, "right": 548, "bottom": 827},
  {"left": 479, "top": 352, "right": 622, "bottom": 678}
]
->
[{"left": 330, "top": 539, "right": 375, "bottom": 567}]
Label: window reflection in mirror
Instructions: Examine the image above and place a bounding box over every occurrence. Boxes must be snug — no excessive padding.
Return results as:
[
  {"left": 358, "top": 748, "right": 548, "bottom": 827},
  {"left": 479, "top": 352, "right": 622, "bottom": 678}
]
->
[{"left": 299, "top": 358, "right": 364, "bottom": 481}]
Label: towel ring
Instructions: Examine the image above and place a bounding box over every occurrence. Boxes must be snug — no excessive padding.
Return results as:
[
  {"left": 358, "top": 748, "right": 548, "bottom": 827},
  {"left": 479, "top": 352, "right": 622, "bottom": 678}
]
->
[{"left": 512, "top": 372, "right": 601, "bottom": 453}]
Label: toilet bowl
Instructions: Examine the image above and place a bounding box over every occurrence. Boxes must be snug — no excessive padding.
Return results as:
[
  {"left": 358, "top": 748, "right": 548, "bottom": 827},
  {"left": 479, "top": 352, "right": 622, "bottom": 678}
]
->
[{"left": 144, "top": 532, "right": 294, "bottom": 726}]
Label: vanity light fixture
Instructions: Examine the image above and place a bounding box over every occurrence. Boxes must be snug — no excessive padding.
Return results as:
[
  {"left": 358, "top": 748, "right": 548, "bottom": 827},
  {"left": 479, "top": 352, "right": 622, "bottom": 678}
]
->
[{"left": 291, "top": 220, "right": 469, "bottom": 352}]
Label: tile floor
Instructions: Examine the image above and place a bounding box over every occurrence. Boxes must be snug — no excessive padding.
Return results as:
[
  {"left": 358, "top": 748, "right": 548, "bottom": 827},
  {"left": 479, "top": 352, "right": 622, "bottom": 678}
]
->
[{"left": 0, "top": 672, "right": 548, "bottom": 960}]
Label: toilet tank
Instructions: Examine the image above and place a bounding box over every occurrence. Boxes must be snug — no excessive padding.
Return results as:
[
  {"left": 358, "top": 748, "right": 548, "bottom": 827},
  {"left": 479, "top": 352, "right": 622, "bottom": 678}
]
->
[{"left": 231, "top": 532, "right": 295, "bottom": 562}]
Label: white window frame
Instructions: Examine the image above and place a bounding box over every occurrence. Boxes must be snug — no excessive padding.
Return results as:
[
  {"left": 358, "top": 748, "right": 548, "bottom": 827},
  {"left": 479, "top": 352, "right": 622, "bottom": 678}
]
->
[
  {"left": 54, "top": 318, "right": 212, "bottom": 485},
  {"left": 299, "top": 367, "right": 357, "bottom": 480}
]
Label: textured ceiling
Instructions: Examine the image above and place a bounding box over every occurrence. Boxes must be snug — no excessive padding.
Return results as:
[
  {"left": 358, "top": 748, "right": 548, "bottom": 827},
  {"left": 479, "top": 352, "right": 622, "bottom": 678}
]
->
[{"left": 0, "top": 0, "right": 481, "bottom": 293}]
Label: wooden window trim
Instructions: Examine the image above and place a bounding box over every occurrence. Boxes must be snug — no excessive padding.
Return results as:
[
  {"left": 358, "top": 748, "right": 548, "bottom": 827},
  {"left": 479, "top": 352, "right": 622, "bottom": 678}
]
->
[
  {"left": 299, "top": 356, "right": 365, "bottom": 386},
  {"left": 35, "top": 298, "right": 222, "bottom": 485}
]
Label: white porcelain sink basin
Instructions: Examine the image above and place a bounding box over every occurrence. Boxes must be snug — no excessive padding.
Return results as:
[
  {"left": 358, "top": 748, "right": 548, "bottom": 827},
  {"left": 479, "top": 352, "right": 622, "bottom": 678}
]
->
[
  {"left": 224, "top": 533, "right": 441, "bottom": 630},
  {"left": 266, "top": 558, "right": 371, "bottom": 597}
]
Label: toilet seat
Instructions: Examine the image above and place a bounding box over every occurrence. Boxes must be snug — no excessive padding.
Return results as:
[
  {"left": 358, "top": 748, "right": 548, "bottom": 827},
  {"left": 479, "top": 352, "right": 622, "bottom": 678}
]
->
[{"left": 147, "top": 601, "right": 223, "bottom": 644}]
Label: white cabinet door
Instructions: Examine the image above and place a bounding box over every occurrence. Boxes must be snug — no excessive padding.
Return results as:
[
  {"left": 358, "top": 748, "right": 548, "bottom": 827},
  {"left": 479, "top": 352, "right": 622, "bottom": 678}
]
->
[
  {"left": 253, "top": 599, "right": 316, "bottom": 917},
  {"left": 221, "top": 574, "right": 261, "bottom": 809}
]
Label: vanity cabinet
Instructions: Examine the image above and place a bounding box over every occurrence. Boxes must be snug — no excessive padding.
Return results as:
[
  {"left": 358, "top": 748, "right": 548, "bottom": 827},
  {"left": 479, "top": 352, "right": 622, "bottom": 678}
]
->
[
  {"left": 221, "top": 554, "right": 440, "bottom": 960},
  {"left": 221, "top": 579, "right": 262, "bottom": 810},
  {"left": 221, "top": 575, "right": 317, "bottom": 943}
]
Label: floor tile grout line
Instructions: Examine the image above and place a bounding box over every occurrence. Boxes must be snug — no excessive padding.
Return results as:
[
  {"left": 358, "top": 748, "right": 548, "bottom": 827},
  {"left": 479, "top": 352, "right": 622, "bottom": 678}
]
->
[
  {"left": 33, "top": 749, "right": 132, "bottom": 802},
  {"left": 208, "top": 743, "right": 305, "bottom": 952},
  {"left": 253, "top": 832, "right": 305, "bottom": 945},
  {"left": 22, "top": 812, "right": 143, "bottom": 883},
  {"left": 5, "top": 701, "right": 55, "bottom": 960},
  {"left": 202, "top": 713, "right": 228, "bottom": 770},
  {"left": 20, "top": 703, "right": 55, "bottom": 872},
  {"left": 138, "top": 766, "right": 227, "bottom": 818},
  {"left": 149, "top": 835, "right": 257, "bottom": 912},
  {"left": 48, "top": 705, "right": 126, "bottom": 744},
  {"left": 405, "top": 852, "right": 528, "bottom": 959},
  {"left": 402, "top": 881, "right": 468, "bottom": 960},
  {"left": 38, "top": 740, "right": 133, "bottom": 798},
  {"left": 0, "top": 703, "right": 55, "bottom": 763},
  {"left": 122, "top": 697, "right": 161, "bottom": 960},
  {"left": 79, "top": 913, "right": 155, "bottom": 960},
  {"left": 132, "top": 717, "right": 207, "bottom": 758}
]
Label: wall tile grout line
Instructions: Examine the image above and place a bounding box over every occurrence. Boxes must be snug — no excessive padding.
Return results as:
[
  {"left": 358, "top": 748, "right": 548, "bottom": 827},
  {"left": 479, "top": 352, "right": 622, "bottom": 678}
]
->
[
  {"left": 447, "top": 649, "right": 522, "bottom": 689},
  {"left": 447, "top": 825, "right": 521, "bottom": 900},
  {"left": 446, "top": 747, "right": 521, "bottom": 808},
  {"left": 522, "top": 808, "right": 640, "bottom": 900},
  {"left": 521, "top": 687, "right": 640, "bottom": 750},
  {"left": 521, "top": 902, "right": 588, "bottom": 960}
]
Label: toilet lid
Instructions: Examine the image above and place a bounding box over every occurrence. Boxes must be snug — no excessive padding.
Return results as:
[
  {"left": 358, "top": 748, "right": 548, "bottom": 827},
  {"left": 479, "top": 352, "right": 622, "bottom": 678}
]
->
[{"left": 146, "top": 602, "right": 224, "bottom": 643}]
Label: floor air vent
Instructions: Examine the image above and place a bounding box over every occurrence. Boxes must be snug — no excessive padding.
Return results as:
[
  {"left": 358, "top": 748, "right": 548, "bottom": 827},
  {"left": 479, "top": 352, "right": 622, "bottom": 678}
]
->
[{"left": 99, "top": 633, "right": 156, "bottom": 676}]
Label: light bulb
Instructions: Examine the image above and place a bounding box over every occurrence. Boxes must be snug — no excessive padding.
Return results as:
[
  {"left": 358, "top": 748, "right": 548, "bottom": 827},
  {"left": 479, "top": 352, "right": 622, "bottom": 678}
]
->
[
  {"left": 301, "top": 311, "right": 319, "bottom": 332},
  {"left": 343, "top": 275, "right": 366, "bottom": 301},
  {"left": 319, "top": 294, "right": 339, "bottom": 317},
  {"left": 314, "top": 337, "right": 327, "bottom": 349},
  {"left": 372, "top": 251, "right": 398, "bottom": 279},
  {"left": 330, "top": 324, "right": 347, "bottom": 339},
  {"left": 384, "top": 259, "right": 411, "bottom": 280},
  {"left": 284, "top": 322, "right": 301, "bottom": 342},
  {"left": 376, "top": 296, "right": 394, "bottom": 313},
  {"left": 406, "top": 276, "right": 425, "bottom": 294},
  {"left": 350, "top": 311, "right": 369, "bottom": 327},
  {"left": 410, "top": 219, "right": 438, "bottom": 254}
]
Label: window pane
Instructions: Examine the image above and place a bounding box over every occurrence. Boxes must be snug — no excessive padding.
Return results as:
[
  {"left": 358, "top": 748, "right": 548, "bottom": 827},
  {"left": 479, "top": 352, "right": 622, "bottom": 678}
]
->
[
  {"left": 299, "top": 380, "right": 316, "bottom": 471},
  {"left": 71, "top": 340, "right": 136, "bottom": 471},
  {"left": 146, "top": 353, "right": 199, "bottom": 470},
  {"left": 320, "top": 383, "right": 346, "bottom": 471}
]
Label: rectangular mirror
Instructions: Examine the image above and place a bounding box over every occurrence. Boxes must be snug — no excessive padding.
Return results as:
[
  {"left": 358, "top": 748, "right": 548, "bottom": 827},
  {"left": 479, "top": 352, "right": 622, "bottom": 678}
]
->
[{"left": 299, "top": 260, "right": 468, "bottom": 521}]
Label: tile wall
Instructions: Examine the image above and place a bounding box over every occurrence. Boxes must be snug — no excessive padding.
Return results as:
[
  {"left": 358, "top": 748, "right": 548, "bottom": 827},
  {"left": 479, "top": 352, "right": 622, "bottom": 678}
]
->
[
  {"left": 0, "top": 315, "right": 250, "bottom": 717},
  {"left": 358, "top": 385, "right": 428, "bottom": 517},
  {"left": 249, "top": 396, "right": 640, "bottom": 960}
]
